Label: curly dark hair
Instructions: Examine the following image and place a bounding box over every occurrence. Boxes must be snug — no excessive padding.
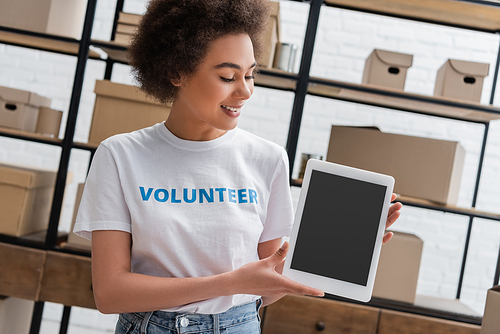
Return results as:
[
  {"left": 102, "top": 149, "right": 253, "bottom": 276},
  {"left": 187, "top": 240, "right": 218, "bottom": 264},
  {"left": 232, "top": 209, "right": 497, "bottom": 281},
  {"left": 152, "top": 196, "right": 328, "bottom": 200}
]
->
[{"left": 128, "top": 0, "right": 270, "bottom": 104}]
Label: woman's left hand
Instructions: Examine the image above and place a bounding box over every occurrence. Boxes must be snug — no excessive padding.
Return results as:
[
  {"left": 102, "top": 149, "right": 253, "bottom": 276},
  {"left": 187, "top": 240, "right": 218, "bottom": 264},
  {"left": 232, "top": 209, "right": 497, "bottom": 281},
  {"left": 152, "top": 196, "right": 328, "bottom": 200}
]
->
[{"left": 383, "top": 193, "right": 403, "bottom": 244}]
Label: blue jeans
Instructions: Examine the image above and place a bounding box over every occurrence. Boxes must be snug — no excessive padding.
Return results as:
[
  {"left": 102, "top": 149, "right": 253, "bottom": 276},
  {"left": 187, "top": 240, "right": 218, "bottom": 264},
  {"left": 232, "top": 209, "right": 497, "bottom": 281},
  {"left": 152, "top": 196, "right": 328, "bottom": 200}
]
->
[{"left": 115, "top": 299, "right": 262, "bottom": 334}]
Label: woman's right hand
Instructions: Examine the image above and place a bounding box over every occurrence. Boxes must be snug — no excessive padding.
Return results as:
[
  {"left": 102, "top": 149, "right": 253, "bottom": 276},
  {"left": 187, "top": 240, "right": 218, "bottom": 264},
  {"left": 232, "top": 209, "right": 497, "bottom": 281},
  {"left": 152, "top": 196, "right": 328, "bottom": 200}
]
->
[{"left": 226, "top": 242, "right": 324, "bottom": 299}]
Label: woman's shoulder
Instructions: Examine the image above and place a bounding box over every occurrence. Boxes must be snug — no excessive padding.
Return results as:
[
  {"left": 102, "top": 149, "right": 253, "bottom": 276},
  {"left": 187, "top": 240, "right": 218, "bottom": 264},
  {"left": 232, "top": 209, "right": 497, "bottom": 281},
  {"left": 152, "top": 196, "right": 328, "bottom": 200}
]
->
[
  {"left": 235, "top": 128, "right": 286, "bottom": 157},
  {"left": 99, "top": 123, "right": 160, "bottom": 151}
]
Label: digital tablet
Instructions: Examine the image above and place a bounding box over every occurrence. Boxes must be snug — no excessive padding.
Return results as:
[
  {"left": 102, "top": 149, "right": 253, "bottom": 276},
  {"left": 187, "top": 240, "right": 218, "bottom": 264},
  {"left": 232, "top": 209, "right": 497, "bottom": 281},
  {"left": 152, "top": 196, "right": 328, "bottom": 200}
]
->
[{"left": 283, "top": 159, "right": 395, "bottom": 302}]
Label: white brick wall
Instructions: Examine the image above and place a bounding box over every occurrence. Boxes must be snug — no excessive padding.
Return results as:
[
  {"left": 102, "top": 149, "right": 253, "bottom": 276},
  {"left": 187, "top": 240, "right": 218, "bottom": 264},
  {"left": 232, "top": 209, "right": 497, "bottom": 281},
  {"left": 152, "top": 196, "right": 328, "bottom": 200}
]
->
[{"left": 1, "top": 0, "right": 500, "bottom": 332}]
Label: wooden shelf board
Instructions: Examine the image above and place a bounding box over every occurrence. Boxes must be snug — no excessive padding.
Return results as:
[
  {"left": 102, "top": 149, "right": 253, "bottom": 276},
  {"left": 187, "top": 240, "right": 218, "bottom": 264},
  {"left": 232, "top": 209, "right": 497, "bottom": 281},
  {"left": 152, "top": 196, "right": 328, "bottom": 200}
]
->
[
  {"left": 0, "top": 242, "right": 46, "bottom": 301},
  {"left": 39, "top": 251, "right": 96, "bottom": 309},
  {"left": 308, "top": 80, "right": 500, "bottom": 123},
  {"left": 324, "top": 0, "right": 500, "bottom": 32},
  {"left": 395, "top": 195, "right": 500, "bottom": 220},
  {"left": 413, "top": 295, "right": 479, "bottom": 318},
  {"left": 0, "top": 126, "right": 62, "bottom": 145},
  {"left": 255, "top": 67, "right": 298, "bottom": 91},
  {"left": 0, "top": 31, "right": 100, "bottom": 58},
  {"left": 291, "top": 179, "right": 500, "bottom": 221},
  {"left": 73, "top": 141, "right": 99, "bottom": 150},
  {"left": 91, "top": 39, "right": 129, "bottom": 63}
]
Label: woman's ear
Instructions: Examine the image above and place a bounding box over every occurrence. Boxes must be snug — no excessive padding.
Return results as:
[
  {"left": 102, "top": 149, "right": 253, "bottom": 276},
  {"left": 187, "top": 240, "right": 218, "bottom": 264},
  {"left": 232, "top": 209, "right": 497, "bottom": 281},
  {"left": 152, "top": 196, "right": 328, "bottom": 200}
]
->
[{"left": 170, "top": 76, "right": 183, "bottom": 87}]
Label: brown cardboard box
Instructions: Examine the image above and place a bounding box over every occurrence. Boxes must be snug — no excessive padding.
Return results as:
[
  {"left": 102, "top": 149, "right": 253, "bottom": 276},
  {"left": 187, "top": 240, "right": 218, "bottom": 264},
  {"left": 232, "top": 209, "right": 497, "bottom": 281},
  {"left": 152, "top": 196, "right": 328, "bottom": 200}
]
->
[
  {"left": 113, "top": 32, "right": 133, "bottom": 46},
  {"left": 373, "top": 232, "right": 423, "bottom": 304},
  {"left": 35, "top": 107, "right": 62, "bottom": 137},
  {"left": 362, "top": 49, "right": 413, "bottom": 90},
  {"left": 118, "top": 12, "right": 142, "bottom": 26},
  {"left": 480, "top": 285, "right": 500, "bottom": 334},
  {"left": 0, "top": 0, "right": 87, "bottom": 39},
  {"left": 88, "top": 80, "right": 171, "bottom": 145},
  {"left": 0, "top": 297, "right": 34, "bottom": 334},
  {"left": 67, "top": 183, "right": 91, "bottom": 250},
  {"left": 116, "top": 23, "right": 138, "bottom": 35},
  {"left": 326, "top": 126, "right": 465, "bottom": 205},
  {"left": 0, "top": 163, "right": 56, "bottom": 237},
  {"left": 260, "top": 1, "right": 280, "bottom": 68},
  {"left": 0, "top": 86, "right": 51, "bottom": 132},
  {"left": 434, "top": 59, "right": 489, "bottom": 103}
]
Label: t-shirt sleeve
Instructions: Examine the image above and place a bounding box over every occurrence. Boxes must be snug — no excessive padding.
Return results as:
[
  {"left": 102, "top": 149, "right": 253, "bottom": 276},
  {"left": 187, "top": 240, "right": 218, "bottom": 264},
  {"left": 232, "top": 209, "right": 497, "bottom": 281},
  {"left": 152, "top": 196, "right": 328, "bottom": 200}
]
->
[
  {"left": 73, "top": 144, "right": 131, "bottom": 240},
  {"left": 259, "top": 148, "right": 294, "bottom": 243}
]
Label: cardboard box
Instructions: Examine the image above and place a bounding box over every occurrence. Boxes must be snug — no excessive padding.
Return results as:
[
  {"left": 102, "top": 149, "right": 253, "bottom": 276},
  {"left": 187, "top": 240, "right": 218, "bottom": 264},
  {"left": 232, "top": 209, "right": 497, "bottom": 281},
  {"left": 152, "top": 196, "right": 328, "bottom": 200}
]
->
[
  {"left": 116, "top": 23, "right": 138, "bottom": 35},
  {"left": 362, "top": 49, "right": 413, "bottom": 90},
  {"left": 67, "top": 183, "right": 91, "bottom": 250},
  {"left": 373, "top": 232, "right": 423, "bottom": 304},
  {"left": 434, "top": 59, "right": 489, "bottom": 103},
  {"left": 118, "top": 12, "right": 142, "bottom": 26},
  {"left": 2, "top": 298, "right": 35, "bottom": 331},
  {"left": 88, "top": 80, "right": 172, "bottom": 145},
  {"left": 326, "top": 126, "right": 465, "bottom": 205},
  {"left": 35, "top": 107, "right": 62, "bottom": 138},
  {"left": 0, "top": 86, "right": 51, "bottom": 132},
  {"left": 113, "top": 32, "right": 133, "bottom": 46},
  {"left": 260, "top": 1, "right": 280, "bottom": 68},
  {"left": 0, "top": 297, "right": 34, "bottom": 334},
  {"left": 0, "top": 0, "right": 87, "bottom": 39},
  {"left": 0, "top": 163, "right": 57, "bottom": 237},
  {"left": 481, "top": 285, "right": 500, "bottom": 334}
]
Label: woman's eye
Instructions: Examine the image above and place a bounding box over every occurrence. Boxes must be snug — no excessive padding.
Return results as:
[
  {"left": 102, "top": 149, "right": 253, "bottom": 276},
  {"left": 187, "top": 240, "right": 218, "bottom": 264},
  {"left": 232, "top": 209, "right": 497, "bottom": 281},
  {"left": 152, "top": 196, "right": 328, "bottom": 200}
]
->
[
  {"left": 220, "top": 77, "right": 235, "bottom": 83},
  {"left": 245, "top": 75, "right": 255, "bottom": 80}
]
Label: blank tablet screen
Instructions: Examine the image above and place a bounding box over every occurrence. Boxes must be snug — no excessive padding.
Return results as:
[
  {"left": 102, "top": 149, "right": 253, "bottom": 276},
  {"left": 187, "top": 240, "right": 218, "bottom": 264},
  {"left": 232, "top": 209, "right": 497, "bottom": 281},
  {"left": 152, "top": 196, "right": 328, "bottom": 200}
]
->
[{"left": 290, "top": 170, "right": 388, "bottom": 286}]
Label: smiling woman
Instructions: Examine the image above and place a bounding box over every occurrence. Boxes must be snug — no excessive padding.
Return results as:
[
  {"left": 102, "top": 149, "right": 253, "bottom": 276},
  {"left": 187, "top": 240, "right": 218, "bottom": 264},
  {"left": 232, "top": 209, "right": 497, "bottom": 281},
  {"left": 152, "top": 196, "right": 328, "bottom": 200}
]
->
[
  {"left": 71, "top": 0, "right": 400, "bottom": 333},
  {"left": 72, "top": 0, "right": 328, "bottom": 333}
]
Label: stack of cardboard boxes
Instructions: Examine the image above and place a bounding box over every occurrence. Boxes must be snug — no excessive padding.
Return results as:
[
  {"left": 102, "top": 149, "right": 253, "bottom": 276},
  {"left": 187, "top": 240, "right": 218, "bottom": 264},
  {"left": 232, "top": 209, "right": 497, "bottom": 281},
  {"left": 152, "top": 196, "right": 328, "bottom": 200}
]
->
[
  {"left": 0, "top": 86, "right": 62, "bottom": 138},
  {"left": 113, "top": 12, "right": 141, "bottom": 46}
]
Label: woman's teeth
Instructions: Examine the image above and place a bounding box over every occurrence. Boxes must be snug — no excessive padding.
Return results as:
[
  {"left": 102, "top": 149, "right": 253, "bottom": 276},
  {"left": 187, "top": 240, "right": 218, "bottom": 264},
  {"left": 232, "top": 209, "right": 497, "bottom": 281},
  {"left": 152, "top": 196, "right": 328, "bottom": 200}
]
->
[{"left": 221, "top": 105, "right": 239, "bottom": 112}]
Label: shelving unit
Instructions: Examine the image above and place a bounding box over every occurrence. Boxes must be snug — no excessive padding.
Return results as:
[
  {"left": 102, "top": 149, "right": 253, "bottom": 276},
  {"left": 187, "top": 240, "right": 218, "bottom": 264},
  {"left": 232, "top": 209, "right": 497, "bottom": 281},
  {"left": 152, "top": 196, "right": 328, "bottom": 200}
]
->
[{"left": 1, "top": 0, "right": 500, "bottom": 332}]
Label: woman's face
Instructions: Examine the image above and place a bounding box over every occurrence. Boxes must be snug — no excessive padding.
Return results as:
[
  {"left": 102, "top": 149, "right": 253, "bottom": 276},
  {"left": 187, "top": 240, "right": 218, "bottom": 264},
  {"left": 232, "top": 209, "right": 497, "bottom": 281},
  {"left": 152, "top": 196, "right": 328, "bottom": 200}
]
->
[{"left": 167, "top": 33, "right": 256, "bottom": 141}]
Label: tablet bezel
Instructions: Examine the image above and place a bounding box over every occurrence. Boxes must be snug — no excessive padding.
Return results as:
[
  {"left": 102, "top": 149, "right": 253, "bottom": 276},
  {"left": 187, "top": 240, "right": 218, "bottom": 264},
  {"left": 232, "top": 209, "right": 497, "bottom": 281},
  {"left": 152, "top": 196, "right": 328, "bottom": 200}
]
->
[{"left": 283, "top": 159, "right": 395, "bottom": 302}]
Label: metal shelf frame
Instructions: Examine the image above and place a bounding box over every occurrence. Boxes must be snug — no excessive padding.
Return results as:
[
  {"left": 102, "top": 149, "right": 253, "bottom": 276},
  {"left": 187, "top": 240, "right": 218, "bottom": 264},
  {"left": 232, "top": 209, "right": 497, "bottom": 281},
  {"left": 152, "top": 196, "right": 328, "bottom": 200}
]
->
[{"left": 1, "top": 0, "right": 500, "bottom": 332}]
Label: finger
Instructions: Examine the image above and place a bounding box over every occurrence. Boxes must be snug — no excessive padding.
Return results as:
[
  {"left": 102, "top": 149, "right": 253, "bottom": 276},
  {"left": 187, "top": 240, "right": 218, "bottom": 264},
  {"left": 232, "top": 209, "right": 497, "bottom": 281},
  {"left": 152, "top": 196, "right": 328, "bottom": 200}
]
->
[
  {"left": 288, "top": 280, "right": 324, "bottom": 297},
  {"left": 391, "top": 193, "right": 397, "bottom": 202},
  {"left": 386, "top": 206, "right": 401, "bottom": 229},
  {"left": 382, "top": 231, "right": 394, "bottom": 244},
  {"left": 388, "top": 201, "right": 403, "bottom": 216},
  {"left": 270, "top": 241, "right": 289, "bottom": 263}
]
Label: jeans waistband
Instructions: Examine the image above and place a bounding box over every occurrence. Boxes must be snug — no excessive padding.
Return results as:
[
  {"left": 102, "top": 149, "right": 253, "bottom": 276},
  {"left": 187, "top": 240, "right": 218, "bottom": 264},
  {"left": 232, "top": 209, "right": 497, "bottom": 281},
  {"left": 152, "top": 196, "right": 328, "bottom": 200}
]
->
[{"left": 120, "top": 299, "right": 262, "bottom": 332}]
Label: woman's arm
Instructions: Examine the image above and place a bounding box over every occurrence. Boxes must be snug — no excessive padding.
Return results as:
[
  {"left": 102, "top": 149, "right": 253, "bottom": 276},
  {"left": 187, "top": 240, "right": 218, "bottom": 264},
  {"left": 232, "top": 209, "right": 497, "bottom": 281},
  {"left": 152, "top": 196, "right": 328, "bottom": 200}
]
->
[{"left": 91, "top": 230, "right": 323, "bottom": 314}]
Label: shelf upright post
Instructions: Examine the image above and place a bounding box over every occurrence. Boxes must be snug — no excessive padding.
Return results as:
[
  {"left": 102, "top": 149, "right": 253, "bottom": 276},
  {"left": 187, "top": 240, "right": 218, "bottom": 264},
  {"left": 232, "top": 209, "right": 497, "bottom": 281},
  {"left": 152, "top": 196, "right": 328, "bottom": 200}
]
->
[
  {"left": 29, "top": 302, "right": 44, "bottom": 334},
  {"left": 456, "top": 122, "right": 490, "bottom": 299},
  {"left": 44, "top": 0, "right": 98, "bottom": 250},
  {"left": 488, "top": 33, "right": 500, "bottom": 106},
  {"left": 285, "top": 0, "right": 322, "bottom": 176},
  {"left": 58, "top": 306, "right": 72, "bottom": 334},
  {"left": 104, "top": 0, "right": 126, "bottom": 80},
  {"left": 491, "top": 32, "right": 500, "bottom": 288},
  {"left": 456, "top": 32, "right": 500, "bottom": 298}
]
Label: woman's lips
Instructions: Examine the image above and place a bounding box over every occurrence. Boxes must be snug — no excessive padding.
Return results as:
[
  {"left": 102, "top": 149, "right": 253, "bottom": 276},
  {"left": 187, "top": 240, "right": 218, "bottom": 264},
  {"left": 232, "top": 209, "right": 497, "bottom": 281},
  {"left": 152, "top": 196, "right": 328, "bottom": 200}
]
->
[{"left": 221, "top": 105, "right": 242, "bottom": 117}]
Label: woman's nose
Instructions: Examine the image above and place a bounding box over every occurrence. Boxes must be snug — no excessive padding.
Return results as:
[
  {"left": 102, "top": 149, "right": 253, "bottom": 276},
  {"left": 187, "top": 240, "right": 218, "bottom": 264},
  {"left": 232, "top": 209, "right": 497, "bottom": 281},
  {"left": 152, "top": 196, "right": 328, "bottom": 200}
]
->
[{"left": 234, "top": 78, "right": 253, "bottom": 100}]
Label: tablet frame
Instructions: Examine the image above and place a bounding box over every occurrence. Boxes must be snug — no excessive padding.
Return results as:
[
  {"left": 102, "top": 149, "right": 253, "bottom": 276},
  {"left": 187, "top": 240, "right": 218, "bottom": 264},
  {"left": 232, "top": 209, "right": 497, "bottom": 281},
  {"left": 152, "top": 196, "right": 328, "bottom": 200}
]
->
[{"left": 283, "top": 159, "right": 394, "bottom": 302}]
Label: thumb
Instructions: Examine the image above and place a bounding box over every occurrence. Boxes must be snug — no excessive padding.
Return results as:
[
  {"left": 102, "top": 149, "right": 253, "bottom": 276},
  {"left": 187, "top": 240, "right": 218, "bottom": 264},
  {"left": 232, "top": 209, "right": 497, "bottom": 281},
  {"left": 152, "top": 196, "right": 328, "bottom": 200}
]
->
[{"left": 270, "top": 241, "right": 289, "bottom": 263}]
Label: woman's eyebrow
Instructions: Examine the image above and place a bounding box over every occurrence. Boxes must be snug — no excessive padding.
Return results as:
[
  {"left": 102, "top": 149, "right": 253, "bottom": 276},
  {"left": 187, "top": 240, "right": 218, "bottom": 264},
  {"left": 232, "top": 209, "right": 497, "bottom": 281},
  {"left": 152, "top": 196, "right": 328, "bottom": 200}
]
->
[{"left": 214, "top": 61, "right": 257, "bottom": 70}]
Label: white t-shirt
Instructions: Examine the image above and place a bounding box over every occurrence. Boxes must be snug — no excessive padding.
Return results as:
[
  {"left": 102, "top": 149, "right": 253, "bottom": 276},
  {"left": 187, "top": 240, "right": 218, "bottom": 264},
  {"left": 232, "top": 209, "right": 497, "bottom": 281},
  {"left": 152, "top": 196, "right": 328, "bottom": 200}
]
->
[{"left": 74, "top": 122, "right": 294, "bottom": 314}]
